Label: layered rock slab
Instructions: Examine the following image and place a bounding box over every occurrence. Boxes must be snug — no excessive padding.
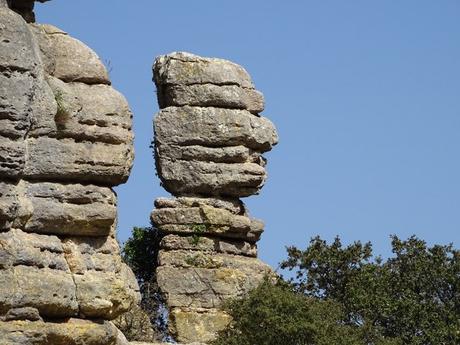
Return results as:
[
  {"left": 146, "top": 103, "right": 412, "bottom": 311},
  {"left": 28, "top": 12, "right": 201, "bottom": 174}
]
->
[
  {"left": 152, "top": 52, "right": 278, "bottom": 343},
  {"left": 0, "top": 4, "right": 138, "bottom": 344}
]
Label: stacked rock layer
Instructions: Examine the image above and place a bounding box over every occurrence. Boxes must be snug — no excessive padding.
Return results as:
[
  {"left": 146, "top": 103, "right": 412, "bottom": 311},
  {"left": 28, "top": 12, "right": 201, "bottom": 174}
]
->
[
  {"left": 0, "top": 3, "right": 139, "bottom": 344},
  {"left": 152, "top": 52, "right": 278, "bottom": 343}
]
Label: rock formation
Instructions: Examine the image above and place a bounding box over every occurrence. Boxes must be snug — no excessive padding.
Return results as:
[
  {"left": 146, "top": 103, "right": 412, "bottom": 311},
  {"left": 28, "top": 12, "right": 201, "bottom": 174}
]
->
[
  {"left": 152, "top": 52, "right": 278, "bottom": 343},
  {"left": 0, "top": 3, "right": 139, "bottom": 344}
]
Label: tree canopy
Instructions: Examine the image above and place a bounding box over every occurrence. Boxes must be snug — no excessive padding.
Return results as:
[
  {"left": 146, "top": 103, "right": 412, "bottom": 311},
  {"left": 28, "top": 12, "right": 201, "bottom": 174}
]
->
[{"left": 213, "top": 236, "right": 460, "bottom": 345}]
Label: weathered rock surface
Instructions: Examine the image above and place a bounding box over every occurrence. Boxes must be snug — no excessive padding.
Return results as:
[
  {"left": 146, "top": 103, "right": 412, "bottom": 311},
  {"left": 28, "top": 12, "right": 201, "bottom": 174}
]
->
[
  {"left": 155, "top": 106, "right": 277, "bottom": 151},
  {"left": 0, "top": 3, "right": 137, "bottom": 344},
  {"left": 157, "top": 252, "right": 270, "bottom": 309},
  {"left": 25, "top": 137, "right": 133, "bottom": 185},
  {"left": 151, "top": 52, "right": 278, "bottom": 343},
  {"left": 31, "top": 24, "right": 110, "bottom": 84},
  {"left": 152, "top": 200, "right": 263, "bottom": 241},
  {"left": 169, "top": 308, "right": 231, "bottom": 344},
  {"left": 0, "top": 319, "right": 119, "bottom": 345}
]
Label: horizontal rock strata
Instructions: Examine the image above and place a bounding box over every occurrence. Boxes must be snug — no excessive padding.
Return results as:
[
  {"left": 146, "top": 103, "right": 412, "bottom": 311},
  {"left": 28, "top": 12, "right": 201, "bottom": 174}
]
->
[
  {"left": 152, "top": 52, "right": 278, "bottom": 343},
  {"left": 0, "top": 4, "right": 138, "bottom": 344}
]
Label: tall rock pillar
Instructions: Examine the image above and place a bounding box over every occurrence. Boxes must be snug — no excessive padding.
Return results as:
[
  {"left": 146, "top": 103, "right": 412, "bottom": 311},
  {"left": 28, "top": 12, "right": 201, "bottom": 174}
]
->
[
  {"left": 151, "top": 52, "right": 278, "bottom": 343},
  {"left": 0, "top": 3, "right": 139, "bottom": 344}
]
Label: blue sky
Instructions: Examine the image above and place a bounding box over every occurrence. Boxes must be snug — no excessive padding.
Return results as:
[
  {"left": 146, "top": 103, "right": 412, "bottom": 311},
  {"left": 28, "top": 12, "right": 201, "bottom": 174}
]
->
[{"left": 37, "top": 1, "right": 460, "bottom": 268}]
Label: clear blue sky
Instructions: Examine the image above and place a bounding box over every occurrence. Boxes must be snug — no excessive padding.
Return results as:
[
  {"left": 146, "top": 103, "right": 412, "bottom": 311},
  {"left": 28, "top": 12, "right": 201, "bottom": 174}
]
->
[{"left": 37, "top": 1, "right": 460, "bottom": 269}]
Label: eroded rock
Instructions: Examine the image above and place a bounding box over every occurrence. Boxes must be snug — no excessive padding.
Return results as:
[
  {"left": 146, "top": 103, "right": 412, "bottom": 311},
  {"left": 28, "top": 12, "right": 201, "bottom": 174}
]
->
[
  {"left": 0, "top": 4, "right": 136, "bottom": 344},
  {"left": 151, "top": 52, "right": 278, "bottom": 343}
]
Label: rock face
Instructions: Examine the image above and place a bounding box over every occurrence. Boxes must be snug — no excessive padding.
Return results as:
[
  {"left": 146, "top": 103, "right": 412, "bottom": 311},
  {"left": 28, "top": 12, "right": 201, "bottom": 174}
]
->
[
  {"left": 152, "top": 52, "right": 278, "bottom": 343},
  {"left": 0, "top": 4, "right": 139, "bottom": 345}
]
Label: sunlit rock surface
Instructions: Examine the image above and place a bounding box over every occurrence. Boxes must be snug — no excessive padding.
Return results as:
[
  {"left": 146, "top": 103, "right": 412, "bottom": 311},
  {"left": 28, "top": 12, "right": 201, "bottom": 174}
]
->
[
  {"left": 152, "top": 52, "right": 278, "bottom": 343},
  {"left": 0, "top": 2, "right": 138, "bottom": 344}
]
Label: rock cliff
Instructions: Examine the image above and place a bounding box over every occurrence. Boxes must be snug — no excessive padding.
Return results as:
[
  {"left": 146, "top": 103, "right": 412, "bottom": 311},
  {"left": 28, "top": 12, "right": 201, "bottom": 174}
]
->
[
  {"left": 152, "top": 52, "right": 278, "bottom": 343},
  {"left": 0, "top": 2, "right": 139, "bottom": 344}
]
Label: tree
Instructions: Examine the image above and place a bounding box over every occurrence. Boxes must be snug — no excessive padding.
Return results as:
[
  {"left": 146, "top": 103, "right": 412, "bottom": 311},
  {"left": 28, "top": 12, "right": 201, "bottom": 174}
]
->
[
  {"left": 280, "top": 235, "right": 460, "bottom": 345},
  {"left": 118, "top": 226, "right": 168, "bottom": 341},
  {"left": 212, "top": 278, "right": 399, "bottom": 345}
]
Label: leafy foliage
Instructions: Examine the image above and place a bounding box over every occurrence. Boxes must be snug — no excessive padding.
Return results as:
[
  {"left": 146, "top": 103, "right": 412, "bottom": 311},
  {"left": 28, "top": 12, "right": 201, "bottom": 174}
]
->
[
  {"left": 212, "top": 278, "right": 398, "bottom": 345},
  {"left": 280, "top": 235, "right": 460, "bottom": 344},
  {"left": 121, "top": 226, "right": 168, "bottom": 340},
  {"left": 213, "top": 235, "right": 459, "bottom": 345}
]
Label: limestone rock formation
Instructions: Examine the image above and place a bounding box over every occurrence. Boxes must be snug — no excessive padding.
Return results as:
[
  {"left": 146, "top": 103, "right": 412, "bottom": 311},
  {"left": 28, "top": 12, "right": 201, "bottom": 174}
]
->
[
  {"left": 0, "top": 3, "right": 139, "bottom": 344},
  {"left": 152, "top": 52, "right": 278, "bottom": 343}
]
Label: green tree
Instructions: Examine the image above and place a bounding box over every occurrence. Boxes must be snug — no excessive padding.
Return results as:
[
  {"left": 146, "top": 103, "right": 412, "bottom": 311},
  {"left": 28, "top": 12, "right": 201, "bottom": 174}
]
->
[
  {"left": 212, "top": 278, "right": 399, "bottom": 345},
  {"left": 121, "top": 226, "right": 167, "bottom": 340},
  {"left": 280, "top": 235, "right": 460, "bottom": 344}
]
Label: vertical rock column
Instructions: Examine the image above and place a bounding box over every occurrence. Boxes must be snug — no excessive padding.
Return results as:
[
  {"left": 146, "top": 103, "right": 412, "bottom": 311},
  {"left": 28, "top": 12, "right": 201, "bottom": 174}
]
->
[
  {"left": 152, "top": 52, "right": 278, "bottom": 343},
  {"left": 0, "top": 4, "right": 139, "bottom": 344}
]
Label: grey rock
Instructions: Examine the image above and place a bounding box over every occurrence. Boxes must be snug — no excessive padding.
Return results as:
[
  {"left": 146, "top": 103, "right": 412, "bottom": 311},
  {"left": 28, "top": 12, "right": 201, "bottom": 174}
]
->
[
  {"left": 0, "top": 319, "right": 118, "bottom": 345},
  {"left": 157, "top": 253, "right": 271, "bottom": 309},
  {"left": 151, "top": 202, "right": 264, "bottom": 241},
  {"left": 158, "top": 144, "right": 263, "bottom": 164},
  {"left": 24, "top": 137, "right": 133, "bottom": 185},
  {"left": 155, "top": 196, "right": 246, "bottom": 215},
  {"left": 15, "top": 182, "right": 116, "bottom": 237},
  {"left": 0, "top": 266, "right": 78, "bottom": 317},
  {"left": 0, "top": 71, "right": 35, "bottom": 140},
  {"left": 150, "top": 52, "right": 279, "bottom": 343},
  {"left": 0, "top": 230, "right": 78, "bottom": 318},
  {"left": 160, "top": 234, "right": 257, "bottom": 257},
  {"left": 0, "top": 137, "right": 25, "bottom": 178},
  {"left": 63, "top": 236, "right": 140, "bottom": 319},
  {"left": 0, "top": 7, "right": 40, "bottom": 71},
  {"left": 157, "top": 83, "right": 264, "bottom": 114},
  {"left": 0, "top": 183, "right": 18, "bottom": 230},
  {"left": 31, "top": 24, "right": 110, "bottom": 84},
  {"left": 154, "top": 106, "right": 278, "bottom": 152},
  {"left": 154, "top": 52, "right": 254, "bottom": 88},
  {"left": 157, "top": 158, "right": 267, "bottom": 197},
  {"left": 169, "top": 308, "right": 231, "bottom": 344},
  {"left": 30, "top": 77, "right": 133, "bottom": 145},
  {"left": 0, "top": 229, "right": 68, "bottom": 270},
  {"left": 5, "top": 307, "right": 41, "bottom": 321}
]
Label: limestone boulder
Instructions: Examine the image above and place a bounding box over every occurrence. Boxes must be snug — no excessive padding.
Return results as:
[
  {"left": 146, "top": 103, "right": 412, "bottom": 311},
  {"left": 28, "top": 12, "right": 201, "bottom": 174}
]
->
[
  {"left": 169, "top": 308, "right": 231, "bottom": 344},
  {"left": 160, "top": 234, "right": 257, "bottom": 257},
  {"left": 157, "top": 83, "right": 264, "bottom": 114},
  {"left": 30, "top": 77, "right": 133, "bottom": 145},
  {"left": 63, "top": 236, "right": 140, "bottom": 319},
  {"left": 31, "top": 24, "right": 110, "bottom": 84},
  {"left": 0, "top": 229, "right": 78, "bottom": 318},
  {"left": 157, "top": 159, "right": 267, "bottom": 197},
  {"left": 152, "top": 200, "right": 263, "bottom": 241},
  {"left": 157, "top": 252, "right": 270, "bottom": 309},
  {"left": 154, "top": 106, "right": 277, "bottom": 152},
  {"left": 0, "top": 138, "right": 25, "bottom": 178},
  {"left": 154, "top": 196, "right": 246, "bottom": 215},
  {"left": 0, "top": 71, "right": 35, "bottom": 140},
  {"left": 154, "top": 52, "right": 254, "bottom": 88},
  {"left": 0, "top": 182, "right": 19, "bottom": 230},
  {"left": 14, "top": 182, "right": 116, "bottom": 237},
  {"left": 0, "top": 319, "right": 118, "bottom": 345},
  {"left": 24, "top": 137, "right": 133, "bottom": 185},
  {"left": 0, "top": 7, "right": 40, "bottom": 71}
]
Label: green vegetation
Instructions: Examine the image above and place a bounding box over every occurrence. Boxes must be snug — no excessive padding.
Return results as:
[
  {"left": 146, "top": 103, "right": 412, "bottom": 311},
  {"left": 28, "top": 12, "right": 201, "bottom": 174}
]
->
[
  {"left": 189, "top": 223, "right": 207, "bottom": 246},
  {"left": 120, "top": 226, "right": 167, "bottom": 341},
  {"left": 53, "top": 89, "right": 69, "bottom": 127},
  {"left": 213, "top": 236, "right": 460, "bottom": 345}
]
